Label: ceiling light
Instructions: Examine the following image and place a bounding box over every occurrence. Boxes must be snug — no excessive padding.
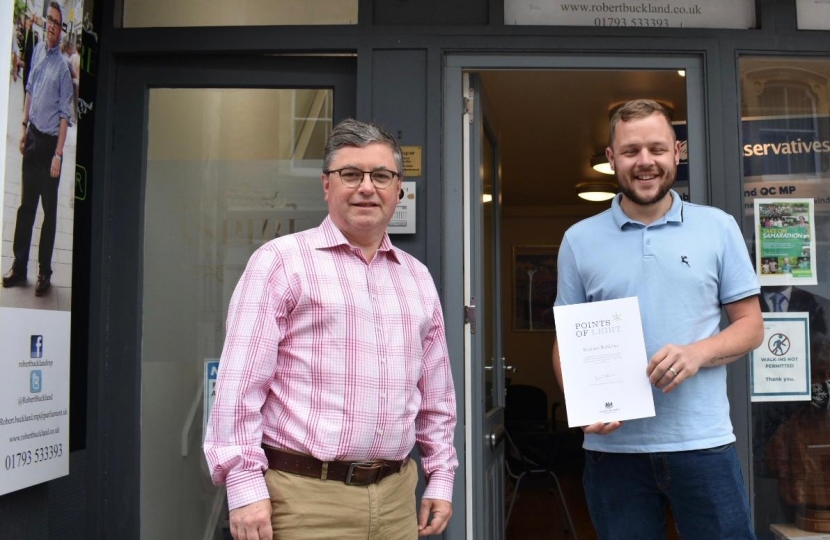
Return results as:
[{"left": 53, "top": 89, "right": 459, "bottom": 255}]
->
[
  {"left": 482, "top": 193, "right": 493, "bottom": 203},
  {"left": 677, "top": 70, "right": 686, "bottom": 77},
  {"left": 576, "top": 181, "right": 617, "bottom": 202},
  {"left": 590, "top": 155, "right": 614, "bottom": 175}
]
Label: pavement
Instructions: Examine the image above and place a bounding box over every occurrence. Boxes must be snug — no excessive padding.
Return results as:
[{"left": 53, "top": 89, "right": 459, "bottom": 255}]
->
[{"left": 1, "top": 70, "right": 75, "bottom": 311}]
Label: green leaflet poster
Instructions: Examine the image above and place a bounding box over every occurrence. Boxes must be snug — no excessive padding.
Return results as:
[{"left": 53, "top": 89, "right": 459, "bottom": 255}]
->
[{"left": 754, "top": 198, "right": 818, "bottom": 286}]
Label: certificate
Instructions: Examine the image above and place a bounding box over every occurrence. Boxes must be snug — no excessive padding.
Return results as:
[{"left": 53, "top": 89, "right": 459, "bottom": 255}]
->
[{"left": 553, "top": 297, "right": 655, "bottom": 427}]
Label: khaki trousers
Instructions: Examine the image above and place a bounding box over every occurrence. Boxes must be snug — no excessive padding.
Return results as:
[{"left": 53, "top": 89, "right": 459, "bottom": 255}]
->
[{"left": 264, "top": 458, "right": 418, "bottom": 539}]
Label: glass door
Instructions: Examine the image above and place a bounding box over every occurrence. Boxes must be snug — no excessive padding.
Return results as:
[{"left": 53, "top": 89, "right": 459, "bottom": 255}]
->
[
  {"left": 98, "top": 55, "right": 355, "bottom": 539},
  {"left": 464, "top": 73, "right": 506, "bottom": 540}
]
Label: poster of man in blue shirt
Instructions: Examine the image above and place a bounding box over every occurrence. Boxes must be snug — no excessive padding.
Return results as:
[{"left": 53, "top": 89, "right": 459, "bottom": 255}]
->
[{"left": 3, "top": 1, "right": 73, "bottom": 299}]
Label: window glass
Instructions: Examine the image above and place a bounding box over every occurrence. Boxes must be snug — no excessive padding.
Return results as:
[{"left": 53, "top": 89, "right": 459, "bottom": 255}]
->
[
  {"left": 741, "top": 56, "right": 830, "bottom": 539},
  {"left": 140, "top": 88, "right": 331, "bottom": 539},
  {"left": 123, "top": 0, "right": 357, "bottom": 27}
]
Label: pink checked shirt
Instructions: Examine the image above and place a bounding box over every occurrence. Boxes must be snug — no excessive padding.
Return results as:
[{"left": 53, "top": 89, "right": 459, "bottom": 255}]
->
[{"left": 204, "top": 216, "right": 458, "bottom": 510}]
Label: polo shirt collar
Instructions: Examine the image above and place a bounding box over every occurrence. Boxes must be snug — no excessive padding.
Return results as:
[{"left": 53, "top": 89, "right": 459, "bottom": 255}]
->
[{"left": 611, "top": 189, "right": 684, "bottom": 229}]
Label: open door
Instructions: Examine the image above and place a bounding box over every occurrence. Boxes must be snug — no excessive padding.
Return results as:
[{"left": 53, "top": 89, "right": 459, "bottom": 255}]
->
[{"left": 463, "top": 73, "right": 507, "bottom": 540}]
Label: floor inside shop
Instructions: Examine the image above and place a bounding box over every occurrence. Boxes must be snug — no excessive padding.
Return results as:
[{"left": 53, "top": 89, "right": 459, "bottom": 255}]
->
[{"left": 505, "top": 471, "right": 682, "bottom": 539}]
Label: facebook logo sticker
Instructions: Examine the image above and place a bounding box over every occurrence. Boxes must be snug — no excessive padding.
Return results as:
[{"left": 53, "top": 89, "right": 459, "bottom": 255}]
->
[
  {"left": 30, "top": 335, "right": 43, "bottom": 358},
  {"left": 30, "top": 370, "right": 42, "bottom": 393}
]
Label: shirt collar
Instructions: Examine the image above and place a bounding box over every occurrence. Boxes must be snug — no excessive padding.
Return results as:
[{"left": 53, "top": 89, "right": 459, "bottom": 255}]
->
[
  {"left": 611, "top": 189, "right": 684, "bottom": 229},
  {"left": 764, "top": 287, "right": 792, "bottom": 303},
  {"left": 313, "top": 215, "right": 400, "bottom": 264}
]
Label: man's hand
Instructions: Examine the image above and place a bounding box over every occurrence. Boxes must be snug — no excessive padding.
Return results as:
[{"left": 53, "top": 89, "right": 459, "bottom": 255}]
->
[
  {"left": 646, "top": 343, "right": 703, "bottom": 393},
  {"left": 229, "top": 499, "right": 272, "bottom": 540},
  {"left": 582, "top": 421, "right": 622, "bottom": 435},
  {"left": 50, "top": 155, "right": 61, "bottom": 178},
  {"left": 418, "top": 498, "right": 452, "bottom": 536},
  {"left": 19, "top": 127, "right": 26, "bottom": 155},
  {"left": 646, "top": 296, "right": 763, "bottom": 394}
]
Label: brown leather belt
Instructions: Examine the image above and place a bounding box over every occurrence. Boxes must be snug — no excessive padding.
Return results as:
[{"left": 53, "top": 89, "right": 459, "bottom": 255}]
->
[{"left": 262, "top": 446, "right": 409, "bottom": 486}]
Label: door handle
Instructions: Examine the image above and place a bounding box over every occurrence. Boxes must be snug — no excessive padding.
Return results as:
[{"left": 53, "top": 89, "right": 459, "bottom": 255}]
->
[
  {"left": 485, "top": 359, "right": 515, "bottom": 372},
  {"left": 488, "top": 424, "right": 505, "bottom": 449}
]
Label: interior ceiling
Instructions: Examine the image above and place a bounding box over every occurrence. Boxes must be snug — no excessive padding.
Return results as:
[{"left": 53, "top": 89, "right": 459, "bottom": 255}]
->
[{"left": 479, "top": 70, "right": 688, "bottom": 208}]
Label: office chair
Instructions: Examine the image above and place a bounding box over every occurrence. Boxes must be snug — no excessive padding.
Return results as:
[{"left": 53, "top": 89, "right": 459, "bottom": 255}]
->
[
  {"left": 505, "top": 384, "right": 550, "bottom": 432},
  {"left": 504, "top": 384, "right": 580, "bottom": 539}
]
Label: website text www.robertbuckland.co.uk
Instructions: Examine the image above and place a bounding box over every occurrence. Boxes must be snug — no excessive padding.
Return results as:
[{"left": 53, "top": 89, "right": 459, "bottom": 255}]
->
[
  {"left": 560, "top": 2, "right": 703, "bottom": 15},
  {"left": 558, "top": 2, "right": 704, "bottom": 27}
]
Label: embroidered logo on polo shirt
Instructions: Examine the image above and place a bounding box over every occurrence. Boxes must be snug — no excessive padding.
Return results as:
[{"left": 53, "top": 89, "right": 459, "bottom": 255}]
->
[{"left": 681, "top": 255, "right": 690, "bottom": 267}]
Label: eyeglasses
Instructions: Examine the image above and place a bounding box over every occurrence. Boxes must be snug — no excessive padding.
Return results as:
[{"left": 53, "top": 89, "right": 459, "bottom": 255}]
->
[
  {"left": 46, "top": 16, "right": 61, "bottom": 27},
  {"left": 324, "top": 167, "right": 400, "bottom": 189}
]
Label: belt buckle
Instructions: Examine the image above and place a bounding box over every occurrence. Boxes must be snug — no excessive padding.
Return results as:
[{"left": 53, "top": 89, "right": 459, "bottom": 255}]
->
[{"left": 345, "top": 461, "right": 383, "bottom": 485}]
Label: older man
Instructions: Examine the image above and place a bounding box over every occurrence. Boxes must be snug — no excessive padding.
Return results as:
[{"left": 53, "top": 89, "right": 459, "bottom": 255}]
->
[{"left": 205, "top": 119, "right": 457, "bottom": 540}]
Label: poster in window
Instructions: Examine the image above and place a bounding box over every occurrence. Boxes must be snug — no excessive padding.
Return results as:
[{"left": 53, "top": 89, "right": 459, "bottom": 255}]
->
[
  {"left": 754, "top": 198, "right": 818, "bottom": 286},
  {"left": 0, "top": 0, "right": 83, "bottom": 496}
]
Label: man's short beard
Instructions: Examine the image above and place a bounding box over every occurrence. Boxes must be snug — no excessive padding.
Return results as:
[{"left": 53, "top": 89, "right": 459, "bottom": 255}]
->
[{"left": 618, "top": 169, "right": 676, "bottom": 206}]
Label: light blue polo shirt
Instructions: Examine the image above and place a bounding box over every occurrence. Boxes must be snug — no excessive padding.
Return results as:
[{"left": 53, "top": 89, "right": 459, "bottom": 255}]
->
[{"left": 556, "top": 190, "right": 760, "bottom": 452}]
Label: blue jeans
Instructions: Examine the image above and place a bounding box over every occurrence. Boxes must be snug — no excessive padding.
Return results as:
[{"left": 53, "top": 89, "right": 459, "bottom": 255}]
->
[{"left": 583, "top": 444, "right": 756, "bottom": 540}]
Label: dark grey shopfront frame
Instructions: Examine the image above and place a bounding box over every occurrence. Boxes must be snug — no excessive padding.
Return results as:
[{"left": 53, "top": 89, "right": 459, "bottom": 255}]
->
[{"left": 53, "top": 2, "right": 830, "bottom": 540}]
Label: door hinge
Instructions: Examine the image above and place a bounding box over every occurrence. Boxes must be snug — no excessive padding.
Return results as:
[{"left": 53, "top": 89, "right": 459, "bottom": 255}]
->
[
  {"left": 463, "top": 90, "right": 474, "bottom": 123},
  {"left": 464, "top": 297, "right": 477, "bottom": 334}
]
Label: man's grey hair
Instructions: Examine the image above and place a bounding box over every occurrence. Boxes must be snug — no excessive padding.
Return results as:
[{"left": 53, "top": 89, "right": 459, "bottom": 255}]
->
[{"left": 323, "top": 119, "right": 403, "bottom": 175}]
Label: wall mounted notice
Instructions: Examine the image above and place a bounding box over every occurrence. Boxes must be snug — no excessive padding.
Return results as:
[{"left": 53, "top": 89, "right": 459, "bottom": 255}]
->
[
  {"left": 388, "top": 181, "right": 416, "bottom": 234},
  {"left": 0, "top": 309, "right": 70, "bottom": 496},
  {"left": 751, "top": 313, "right": 811, "bottom": 402},
  {"left": 505, "top": 0, "right": 755, "bottom": 28},
  {"left": 0, "top": 0, "right": 80, "bottom": 496},
  {"left": 401, "top": 146, "right": 422, "bottom": 177},
  {"left": 796, "top": 0, "right": 830, "bottom": 30}
]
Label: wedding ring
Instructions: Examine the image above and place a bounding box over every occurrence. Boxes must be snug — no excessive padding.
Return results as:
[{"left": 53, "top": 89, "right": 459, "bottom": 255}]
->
[{"left": 668, "top": 367, "right": 678, "bottom": 377}]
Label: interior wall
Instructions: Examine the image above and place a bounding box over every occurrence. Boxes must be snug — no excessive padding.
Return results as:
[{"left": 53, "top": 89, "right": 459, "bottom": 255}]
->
[{"left": 501, "top": 210, "right": 600, "bottom": 425}]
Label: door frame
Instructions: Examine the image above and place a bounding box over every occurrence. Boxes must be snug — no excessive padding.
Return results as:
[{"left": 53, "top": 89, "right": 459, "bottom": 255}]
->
[
  {"left": 91, "top": 54, "right": 356, "bottom": 539},
  {"left": 443, "top": 53, "right": 743, "bottom": 539}
]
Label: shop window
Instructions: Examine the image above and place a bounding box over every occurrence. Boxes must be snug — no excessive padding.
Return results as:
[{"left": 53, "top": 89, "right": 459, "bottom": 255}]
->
[
  {"left": 123, "top": 0, "right": 357, "bottom": 27},
  {"left": 140, "top": 88, "right": 331, "bottom": 539},
  {"left": 291, "top": 89, "right": 332, "bottom": 174},
  {"left": 740, "top": 56, "right": 830, "bottom": 539}
]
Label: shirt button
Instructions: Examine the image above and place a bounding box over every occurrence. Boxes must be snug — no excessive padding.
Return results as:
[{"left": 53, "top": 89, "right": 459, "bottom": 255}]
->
[
  {"left": 646, "top": 240, "right": 651, "bottom": 245},
  {"left": 377, "top": 429, "right": 383, "bottom": 435},
  {"left": 380, "top": 393, "right": 386, "bottom": 399}
]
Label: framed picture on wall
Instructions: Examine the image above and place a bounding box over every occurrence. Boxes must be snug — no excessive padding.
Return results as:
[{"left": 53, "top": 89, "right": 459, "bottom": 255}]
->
[{"left": 513, "top": 245, "right": 558, "bottom": 332}]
